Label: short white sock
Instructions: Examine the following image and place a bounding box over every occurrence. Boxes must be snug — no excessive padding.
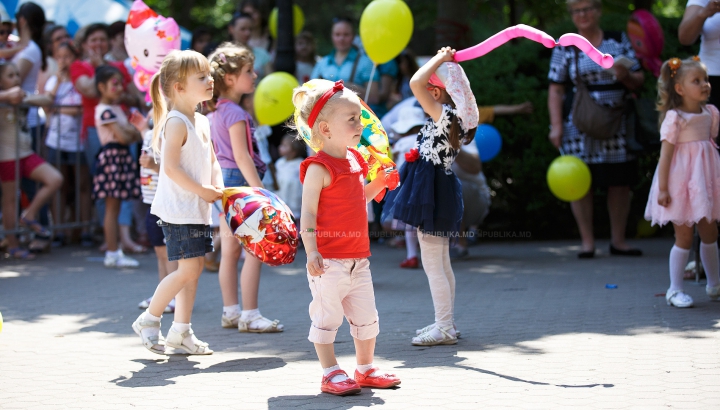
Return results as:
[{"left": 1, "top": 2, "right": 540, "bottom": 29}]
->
[
  {"left": 240, "top": 308, "right": 260, "bottom": 322},
  {"left": 143, "top": 311, "right": 161, "bottom": 322},
  {"left": 323, "top": 364, "right": 348, "bottom": 382},
  {"left": 223, "top": 304, "right": 240, "bottom": 317},
  {"left": 106, "top": 250, "right": 121, "bottom": 258},
  {"left": 357, "top": 363, "right": 377, "bottom": 377},
  {"left": 171, "top": 322, "right": 190, "bottom": 333},
  {"left": 241, "top": 309, "right": 284, "bottom": 331},
  {"left": 700, "top": 242, "right": 720, "bottom": 287},
  {"left": 171, "top": 322, "right": 202, "bottom": 349},
  {"left": 669, "top": 245, "right": 690, "bottom": 291}
]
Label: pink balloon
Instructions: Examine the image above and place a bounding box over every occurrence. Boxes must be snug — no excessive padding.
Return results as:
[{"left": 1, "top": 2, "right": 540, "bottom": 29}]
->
[
  {"left": 455, "top": 24, "right": 556, "bottom": 62},
  {"left": 124, "top": 0, "right": 181, "bottom": 101},
  {"left": 557, "top": 33, "right": 614, "bottom": 69},
  {"left": 453, "top": 25, "right": 615, "bottom": 69}
]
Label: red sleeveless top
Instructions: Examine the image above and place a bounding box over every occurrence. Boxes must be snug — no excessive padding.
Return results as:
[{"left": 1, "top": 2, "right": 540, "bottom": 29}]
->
[{"left": 300, "top": 148, "right": 370, "bottom": 259}]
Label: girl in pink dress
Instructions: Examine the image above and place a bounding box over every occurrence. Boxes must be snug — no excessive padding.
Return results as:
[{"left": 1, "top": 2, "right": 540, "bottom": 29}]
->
[{"left": 645, "top": 57, "right": 720, "bottom": 308}]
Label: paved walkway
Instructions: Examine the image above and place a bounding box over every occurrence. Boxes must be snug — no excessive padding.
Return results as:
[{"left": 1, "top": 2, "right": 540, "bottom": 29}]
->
[{"left": 1, "top": 238, "right": 719, "bottom": 409}]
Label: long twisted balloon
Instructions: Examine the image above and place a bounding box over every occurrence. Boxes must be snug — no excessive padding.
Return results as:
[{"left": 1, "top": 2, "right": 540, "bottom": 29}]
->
[{"left": 453, "top": 24, "right": 614, "bottom": 69}]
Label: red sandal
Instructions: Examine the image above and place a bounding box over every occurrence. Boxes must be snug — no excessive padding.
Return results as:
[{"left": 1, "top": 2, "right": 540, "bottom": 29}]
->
[
  {"left": 400, "top": 256, "right": 418, "bottom": 269},
  {"left": 321, "top": 370, "right": 362, "bottom": 396},
  {"left": 354, "top": 368, "right": 401, "bottom": 388}
]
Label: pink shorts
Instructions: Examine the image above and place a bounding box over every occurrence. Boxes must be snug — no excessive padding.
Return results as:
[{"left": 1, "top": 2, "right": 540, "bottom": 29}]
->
[
  {"left": 0, "top": 153, "right": 45, "bottom": 182},
  {"left": 307, "top": 258, "right": 380, "bottom": 344}
]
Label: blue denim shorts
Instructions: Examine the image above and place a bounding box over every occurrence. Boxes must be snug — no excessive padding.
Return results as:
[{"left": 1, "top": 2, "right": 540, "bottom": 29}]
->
[
  {"left": 157, "top": 219, "right": 213, "bottom": 261},
  {"left": 221, "top": 167, "right": 264, "bottom": 187}
]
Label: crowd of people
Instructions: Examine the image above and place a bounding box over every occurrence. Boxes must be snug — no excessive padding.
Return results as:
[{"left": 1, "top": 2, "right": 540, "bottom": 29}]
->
[
  {"left": 2, "top": 0, "right": 720, "bottom": 396},
  {"left": 0, "top": 0, "right": 501, "bottom": 265}
]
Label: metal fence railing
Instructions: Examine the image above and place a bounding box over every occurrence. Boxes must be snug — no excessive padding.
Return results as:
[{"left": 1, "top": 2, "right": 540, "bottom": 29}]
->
[{"left": 0, "top": 103, "right": 95, "bottom": 239}]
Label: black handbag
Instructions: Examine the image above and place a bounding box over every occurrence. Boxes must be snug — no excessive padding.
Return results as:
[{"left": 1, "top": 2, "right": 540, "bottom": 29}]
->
[{"left": 571, "top": 48, "right": 626, "bottom": 140}]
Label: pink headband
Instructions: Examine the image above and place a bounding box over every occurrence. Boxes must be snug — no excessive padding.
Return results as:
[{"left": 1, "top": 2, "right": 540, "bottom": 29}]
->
[
  {"left": 428, "top": 73, "right": 445, "bottom": 89},
  {"left": 308, "top": 80, "right": 345, "bottom": 128}
]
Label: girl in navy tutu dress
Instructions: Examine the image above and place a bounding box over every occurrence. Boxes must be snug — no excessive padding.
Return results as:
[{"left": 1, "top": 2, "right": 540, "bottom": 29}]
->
[{"left": 384, "top": 47, "right": 478, "bottom": 346}]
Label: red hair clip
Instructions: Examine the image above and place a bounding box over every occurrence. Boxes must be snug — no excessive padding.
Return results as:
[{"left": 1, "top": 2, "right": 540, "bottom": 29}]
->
[{"left": 307, "top": 80, "right": 345, "bottom": 128}]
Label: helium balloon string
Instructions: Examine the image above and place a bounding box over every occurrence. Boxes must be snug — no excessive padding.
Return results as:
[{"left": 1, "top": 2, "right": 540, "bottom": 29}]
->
[{"left": 365, "top": 63, "right": 377, "bottom": 103}]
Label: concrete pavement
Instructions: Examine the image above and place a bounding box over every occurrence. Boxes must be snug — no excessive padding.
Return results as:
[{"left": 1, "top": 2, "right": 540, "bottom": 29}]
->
[{"left": 1, "top": 238, "right": 719, "bottom": 409}]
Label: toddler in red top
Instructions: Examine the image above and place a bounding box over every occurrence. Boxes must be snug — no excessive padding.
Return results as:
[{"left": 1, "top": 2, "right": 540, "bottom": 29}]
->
[{"left": 294, "top": 79, "right": 400, "bottom": 396}]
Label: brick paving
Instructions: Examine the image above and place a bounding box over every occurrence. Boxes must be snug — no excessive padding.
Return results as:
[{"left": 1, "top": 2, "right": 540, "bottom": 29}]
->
[{"left": 1, "top": 238, "right": 719, "bottom": 409}]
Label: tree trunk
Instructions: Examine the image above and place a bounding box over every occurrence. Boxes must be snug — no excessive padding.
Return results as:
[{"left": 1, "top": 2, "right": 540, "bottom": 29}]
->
[{"left": 274, "top": 0, "right": 296, "bottom": 74}]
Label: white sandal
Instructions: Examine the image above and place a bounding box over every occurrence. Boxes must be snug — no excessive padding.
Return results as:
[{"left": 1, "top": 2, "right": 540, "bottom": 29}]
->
[
  {"left": 221, "top": 313, "right": 240, "bottom": 329},
  {"left": 238, "top": 316, "right": 284, "bottom": 333},
  {"left": 416, "top": 323, "right": 460, "bottom": 338},
  {"left": 666, "top": 289, "right": 694, "bottom": 308},
  {"left": 411, "top": 326, "right": 458, "bottom": 346},
  {"left": 165, "top": 328, "right": 213, "bottom": 355},
  {"left": 131, "top": 316, "right": 166, "bottom": 355}
]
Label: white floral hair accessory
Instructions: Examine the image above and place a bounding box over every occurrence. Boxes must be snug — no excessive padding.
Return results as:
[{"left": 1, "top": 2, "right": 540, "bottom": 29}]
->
[{"left": 434, "top": 62, "right": 479, "bottom": 133}]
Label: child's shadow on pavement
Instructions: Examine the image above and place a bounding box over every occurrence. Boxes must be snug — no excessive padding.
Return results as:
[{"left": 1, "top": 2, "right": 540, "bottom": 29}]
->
[
  {"left": 111, "top": 356, "right": 286, "bottom": 387},
  {"left": 268, "top": 390, "right": 386, "bottom": 409}
]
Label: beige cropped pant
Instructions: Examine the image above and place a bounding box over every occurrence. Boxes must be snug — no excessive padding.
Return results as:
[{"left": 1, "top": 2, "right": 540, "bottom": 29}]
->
[{"left": 307, "top": 258, "right": 380, "bottom": 344}]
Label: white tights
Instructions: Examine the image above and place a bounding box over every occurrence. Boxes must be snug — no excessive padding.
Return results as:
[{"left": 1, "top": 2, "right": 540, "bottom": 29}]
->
[{"left": 417, "top": 229, "right": 455, "bottom": 329}]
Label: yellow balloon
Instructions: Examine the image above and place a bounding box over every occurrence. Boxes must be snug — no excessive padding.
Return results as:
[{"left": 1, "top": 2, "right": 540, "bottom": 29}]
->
[
  {"left": 546, "top": 155, "right": 592, "bottom": 202},
  {"left": 359, "top": 0, "right": 414, "bottom": 64},
  {"left": 269, "top": 5, "right": 305, "bottom": 39},
  {"left": 636, "top": 219, "right": 658, "bottom": 238},
  {"left": 254, "top": 72, "right": 299, "bottom": 126},
  {"left": 0, "top": 311, "right": 3, "bottom": 333}
]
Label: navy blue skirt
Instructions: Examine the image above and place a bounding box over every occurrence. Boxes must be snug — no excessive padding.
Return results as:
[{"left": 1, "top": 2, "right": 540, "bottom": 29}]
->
[{"left": 383, "top": 159, "right": 463, "bottom": 237}]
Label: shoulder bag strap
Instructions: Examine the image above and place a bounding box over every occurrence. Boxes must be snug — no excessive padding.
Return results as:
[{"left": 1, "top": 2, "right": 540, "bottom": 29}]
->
[{"left": 349, "top": 46, "right": 361, "bottom": 84}]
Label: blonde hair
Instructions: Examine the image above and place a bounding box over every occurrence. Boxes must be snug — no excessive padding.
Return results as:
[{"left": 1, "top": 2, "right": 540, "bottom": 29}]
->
[
  {"left": 207, "top": 42, "right": 255, "bottom": 98},
  {"left": 657, "top": 57, "right": 707, "bottom": 128},
  {"left": 150, "top": 49, "right": 211, "bottom": 154},
  {"left": 291, "top": 80, "right": 359, "bottom": 151}
]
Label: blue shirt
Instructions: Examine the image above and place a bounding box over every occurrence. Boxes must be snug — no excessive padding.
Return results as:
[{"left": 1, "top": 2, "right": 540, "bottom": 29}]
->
[{"left": 311, "top": 47, "right": 379, "bottom": 85}]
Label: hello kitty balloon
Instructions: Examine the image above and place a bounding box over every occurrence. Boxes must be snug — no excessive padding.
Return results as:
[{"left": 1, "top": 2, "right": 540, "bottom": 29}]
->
[{"left": 124, "top": 0, "right": 180, "bottom": 100}]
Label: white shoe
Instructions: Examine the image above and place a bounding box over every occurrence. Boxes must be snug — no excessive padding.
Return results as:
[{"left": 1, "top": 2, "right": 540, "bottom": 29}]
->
[
  {"left": 706, "top": 285, "right": 720, "bottom": 301},
  {"left": 165, "top": 327, "right": 213, "bottom": 355},
  {"left": 416, "top": 323, "right": 461, "bottom": 338},
  {"left": 221, "top": 313, "right": 240, "bottom": 328},
  {"left": 104, "top": 250, "right": 139, "bottom": 268},
  {"left": 139, "top": 297, "right": 174, "bottom": 313},
  {"left": 411, "top": 326, "right": 457, "bottom": 346},
  {"left": 666, "top": 289, "right": 694, "bottom": 308},
  {"left": 138, "top": 297, "right": 152, "bottom": 309}
]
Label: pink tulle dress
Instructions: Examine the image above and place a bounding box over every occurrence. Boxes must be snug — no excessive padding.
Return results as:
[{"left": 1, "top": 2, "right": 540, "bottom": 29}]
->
[{"left": 645, "top": 105, "right": 720, "bottom": 227}]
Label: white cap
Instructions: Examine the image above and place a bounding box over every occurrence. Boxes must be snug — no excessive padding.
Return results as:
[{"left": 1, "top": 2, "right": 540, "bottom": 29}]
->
[{"left": 391, "top": 105, "right": 426, "bottom": 135}]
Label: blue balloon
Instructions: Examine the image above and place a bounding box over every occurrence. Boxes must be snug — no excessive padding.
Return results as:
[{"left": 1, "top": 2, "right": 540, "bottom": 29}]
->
[{"left": 475, "top": 124, "right": 502, "bottom": 162}]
